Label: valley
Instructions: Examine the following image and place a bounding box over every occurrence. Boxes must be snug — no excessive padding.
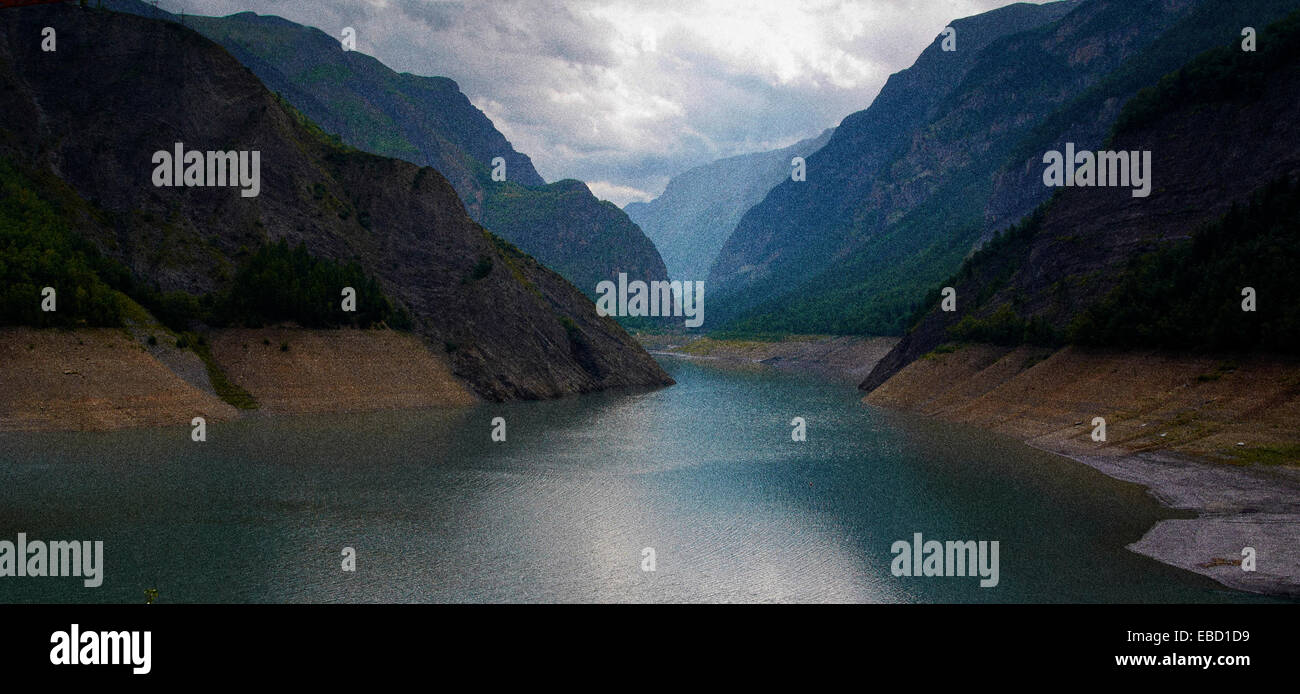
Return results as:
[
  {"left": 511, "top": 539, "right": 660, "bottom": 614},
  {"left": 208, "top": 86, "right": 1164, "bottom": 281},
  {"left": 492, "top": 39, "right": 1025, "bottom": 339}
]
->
[{"left": 2, "top": 0, "right": 1298, "bottom": 606}]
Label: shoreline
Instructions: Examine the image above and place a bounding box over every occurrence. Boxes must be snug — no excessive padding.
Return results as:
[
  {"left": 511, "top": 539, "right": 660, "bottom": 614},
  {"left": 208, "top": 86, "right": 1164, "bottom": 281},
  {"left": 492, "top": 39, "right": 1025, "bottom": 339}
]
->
[
  {"left": 1028, "top": 441, "right": 1300, "bottom": 598},
  {"left": 861, "top": 341, "right": 1300, "bottom": 598},
  {"left": 650, "top": 334, "right": 1300, "bottom": 597},
  {"left": 5, "top": 328, "right": 1296, "bottom": 596},
  {"left": 0, "top": 326, "right": 475, "bottom": 432},
  {"left": 639, "top": 333, "right": 900, "bottom": 383}
]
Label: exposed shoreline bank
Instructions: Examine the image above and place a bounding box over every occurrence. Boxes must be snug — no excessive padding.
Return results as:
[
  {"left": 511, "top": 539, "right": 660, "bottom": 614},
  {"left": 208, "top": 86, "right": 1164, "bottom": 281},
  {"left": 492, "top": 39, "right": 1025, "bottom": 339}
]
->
[
  {"left": 1034, "top": 443, "right": 1300, "bottom": 597},
  {"left": 862, "top": 341, "right": 1300, "bottom": 597},
  {"left": 638, "top": 333, "right": 900, "bottom": 383},
  {"left": 0, "top": 326, "right": 475, "bottom": 432}
]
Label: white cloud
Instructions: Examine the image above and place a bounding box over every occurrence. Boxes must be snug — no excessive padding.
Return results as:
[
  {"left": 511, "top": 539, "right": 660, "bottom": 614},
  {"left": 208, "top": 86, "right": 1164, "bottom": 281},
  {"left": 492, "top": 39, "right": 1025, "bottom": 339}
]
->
[
  {"left": 175, "top": 0, "right": 1056, "bottom": 200},
  {"left": 586, "top": 180, "right": 656, "bottom": 207}
]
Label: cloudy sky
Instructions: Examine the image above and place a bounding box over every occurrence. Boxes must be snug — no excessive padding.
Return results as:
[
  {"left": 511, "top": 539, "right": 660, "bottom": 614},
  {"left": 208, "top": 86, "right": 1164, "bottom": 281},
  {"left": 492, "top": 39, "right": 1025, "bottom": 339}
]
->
[{"left": 173, "top": 0, "right": 1049, "bottom": 205}]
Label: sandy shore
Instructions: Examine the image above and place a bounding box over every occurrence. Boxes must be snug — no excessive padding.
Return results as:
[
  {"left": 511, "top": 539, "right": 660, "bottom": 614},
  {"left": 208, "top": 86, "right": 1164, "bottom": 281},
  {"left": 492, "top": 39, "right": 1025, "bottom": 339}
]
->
[
  {"left": 0, "top": 326, "right": 475, "bottom": 431},
  {"left": 0, "top": 327, "right": 237, "bottom": 431},
  {"left": 209, "top": 328, "right": 474, "bottom": 413},
  {"left": 865, "top": 342, "right": 1300, "bottom": 597}
]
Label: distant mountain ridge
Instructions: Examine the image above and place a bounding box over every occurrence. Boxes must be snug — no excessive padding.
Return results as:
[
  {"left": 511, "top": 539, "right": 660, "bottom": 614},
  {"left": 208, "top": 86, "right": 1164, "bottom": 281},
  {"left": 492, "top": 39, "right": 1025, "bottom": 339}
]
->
[
  {"left": 706, "top": 0, "right": 1300, "bottom": 338},
  {"left": 624, "top": 128, "right": 833, "bottom": 283},
  {"left": 712, "top": 0, "right": 1300, "bottom": 337},
  {"left": 104, "top": 0, "right": 669, "bottom": 302},
  {"left": 707, "top": 0, "right": 1085, "bottom": 332}
]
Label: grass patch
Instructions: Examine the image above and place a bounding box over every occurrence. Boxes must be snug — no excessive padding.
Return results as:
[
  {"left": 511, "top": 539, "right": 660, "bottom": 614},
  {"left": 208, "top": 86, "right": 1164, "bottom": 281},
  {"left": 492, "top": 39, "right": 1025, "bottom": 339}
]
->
[
  {"left": 1196, "top": 360, "right": 1239, "bottom": 382},
  {"left": 708, "top": 329, "right": 803, "bottom": 343},
  {"left": 486, "top": 231, "right": 544, "bottom": 302},
  {"left": 1231, "top": 444, "right": 1300, "bottom": 466},
  {"left": 922, "top": 343, "right": 961, "bottom": 360},
  {"left": 676, "top": 337, "right": 764, "bottom": 356},
  {"left": 179, "top": 332, "right": 258, "bottom": 410},
  {"left": 1021, "top": 352, "right": 1050, "bottom": 370}
]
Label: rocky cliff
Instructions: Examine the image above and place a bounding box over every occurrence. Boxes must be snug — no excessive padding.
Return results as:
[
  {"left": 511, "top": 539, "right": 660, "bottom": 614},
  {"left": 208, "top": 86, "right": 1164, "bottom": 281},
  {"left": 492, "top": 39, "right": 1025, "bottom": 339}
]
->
[{"left": 707, "top": 0, "right": 1083, "bottom": 330}]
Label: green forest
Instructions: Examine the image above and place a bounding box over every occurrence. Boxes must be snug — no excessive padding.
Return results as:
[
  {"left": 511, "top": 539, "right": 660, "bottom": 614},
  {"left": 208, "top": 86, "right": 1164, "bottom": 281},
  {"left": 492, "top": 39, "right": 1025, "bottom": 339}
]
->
[
  {"left": 207, "top": 239, "right": 412, "bottom": 330},
  {"left": 0, "top": 159, "right": 126, "bottom": 328},
  {"left": 1069, "top": 175, "right": 1300, "bottom": 353},
  {"left": 1112, "top": 10, "right": 1300, "bottom": 137},
  {"left": 127, "top": 240, "right": 414, "bottom": 332},
  {"left": 0, "top": 158, "right": 410, "bottom": 332}
]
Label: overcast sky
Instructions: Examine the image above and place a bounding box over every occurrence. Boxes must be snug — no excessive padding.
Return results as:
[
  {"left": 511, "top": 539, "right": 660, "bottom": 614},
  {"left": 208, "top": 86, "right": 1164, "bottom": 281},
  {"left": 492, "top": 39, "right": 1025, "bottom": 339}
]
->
[{"left": 170, "top": 0, "right": 1050, "bottom": 205}]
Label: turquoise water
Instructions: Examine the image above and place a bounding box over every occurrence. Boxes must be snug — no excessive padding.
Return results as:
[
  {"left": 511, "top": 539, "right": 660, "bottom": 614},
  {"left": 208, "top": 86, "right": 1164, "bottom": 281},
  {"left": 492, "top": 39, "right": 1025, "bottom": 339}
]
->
[{"left": 0, "top": 357, "right": 1271, "bottom": 603}]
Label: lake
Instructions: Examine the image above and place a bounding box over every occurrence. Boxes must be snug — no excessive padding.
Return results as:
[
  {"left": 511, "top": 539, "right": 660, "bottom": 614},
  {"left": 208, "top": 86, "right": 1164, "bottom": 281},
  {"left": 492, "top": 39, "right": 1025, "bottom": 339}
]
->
[{"left": 0, "top": 356, "right": 1271, "bottom": 603}]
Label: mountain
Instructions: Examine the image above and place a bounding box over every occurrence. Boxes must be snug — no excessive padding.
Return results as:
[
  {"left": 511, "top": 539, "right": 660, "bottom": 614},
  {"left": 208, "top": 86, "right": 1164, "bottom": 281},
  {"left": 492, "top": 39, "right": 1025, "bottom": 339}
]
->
[
  {"left": 624, "top": 128, "right": 833, "bottom": 283},
  {"left": 707, "top": 0, "right": 1084, "bottom": 331},
  {"left": 480, "top": 179, "right": 669, "bottom": 299},
  {"left": 862, "top": 8, "right": 1300, "bottom": 391},
  {"left": 707, "top": 0, "right": 1297, "bottom": 337},
  {"left": 103, "top": 0, "right": 542, "bottom": 214},
  {"left": 0, "top": 4, "right": 672, "bottom": 400},
  {"left": 104, "top": 0, "right": 670, "bottom": 302},
  {"left": 979, "top": 0, "right": 1300, "bottom": 244}
]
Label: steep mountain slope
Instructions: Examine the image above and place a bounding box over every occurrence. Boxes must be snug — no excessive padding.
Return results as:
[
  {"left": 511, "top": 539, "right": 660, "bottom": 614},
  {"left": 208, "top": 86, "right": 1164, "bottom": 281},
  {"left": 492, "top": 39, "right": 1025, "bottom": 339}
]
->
[
  {"left": 862, "top": 10, "right": 1300, "bottom": 391},
  {"left": 481, "top": 179, "right": 668, "bottom": 298},
  {"left": 706, "top": 0, "right": 1083, "bottom": 328},
  {"left": 105, "top": 0, "right": 543, "bottom": 212},
  {"left": 982, "top": 0, "right": 1300, "bottom": 243},
  {"left": 624, "top": 128, "right": 833, "bottom": 282},
  {"left": 0, "top": 4, "right": 671, "bottom": 400},
  {"left": 710, "top": 0, "right": 1296, "bottom": 337},
  {"left": 104, "top": 0, "right": 670, "bottom": 301}
]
